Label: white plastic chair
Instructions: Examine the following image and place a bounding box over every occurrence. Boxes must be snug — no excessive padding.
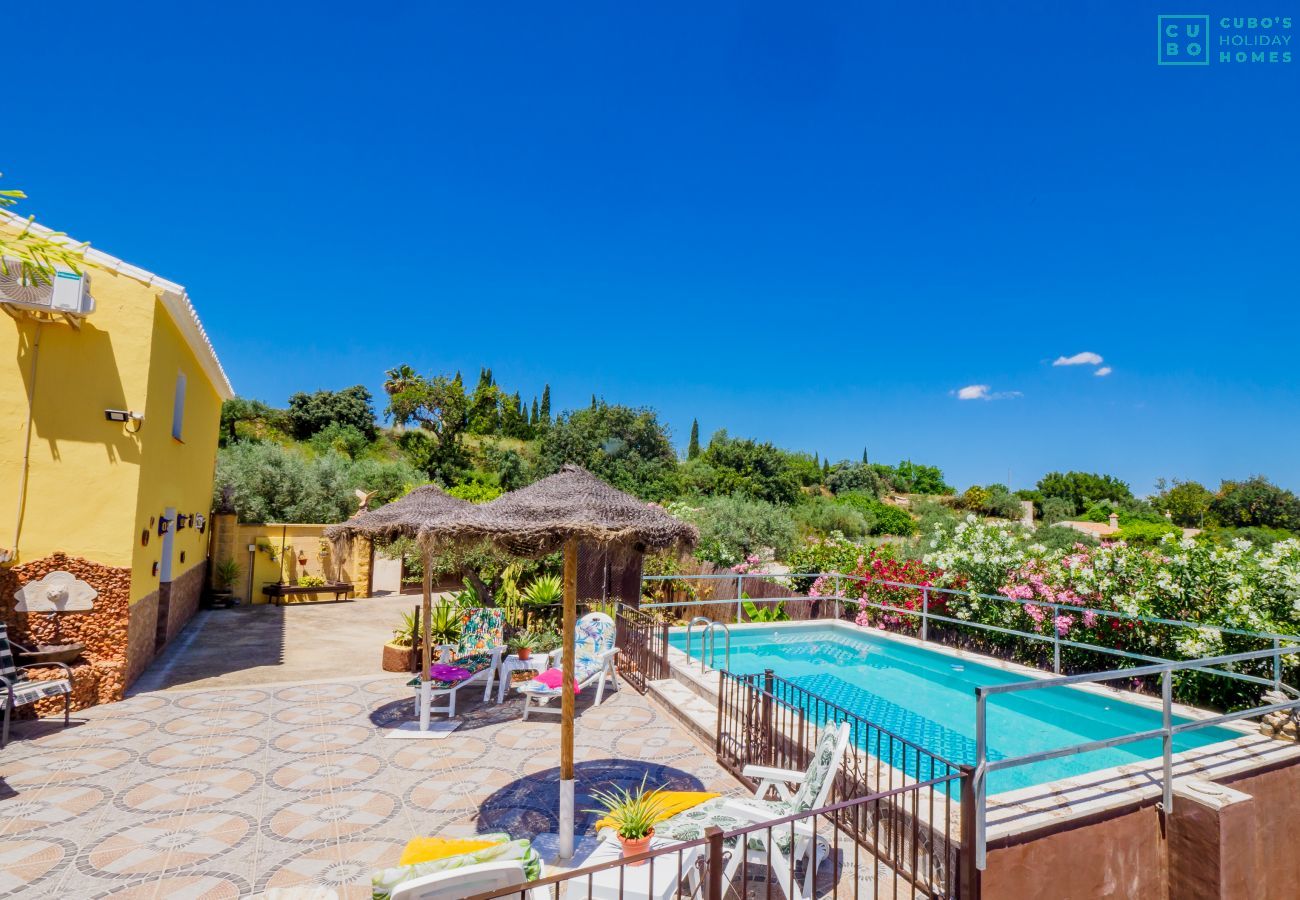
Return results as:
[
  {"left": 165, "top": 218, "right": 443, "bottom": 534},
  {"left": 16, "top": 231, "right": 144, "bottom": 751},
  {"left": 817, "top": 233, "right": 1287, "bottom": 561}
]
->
[
  {"left": 655, "top": 721, "right": 852, "bottom": 900},
  {"left": 390, "top": 860, "right": 549, "bottom": 900},
  {"left": 721, "top": 721, "right": 852, "bottom": 899}
]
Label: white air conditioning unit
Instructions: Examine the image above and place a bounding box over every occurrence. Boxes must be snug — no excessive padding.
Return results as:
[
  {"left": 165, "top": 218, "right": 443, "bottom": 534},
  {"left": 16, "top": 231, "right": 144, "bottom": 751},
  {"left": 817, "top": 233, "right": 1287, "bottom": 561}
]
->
[{"left": 0, "top": 258, "right": 96, "bottom": 318}]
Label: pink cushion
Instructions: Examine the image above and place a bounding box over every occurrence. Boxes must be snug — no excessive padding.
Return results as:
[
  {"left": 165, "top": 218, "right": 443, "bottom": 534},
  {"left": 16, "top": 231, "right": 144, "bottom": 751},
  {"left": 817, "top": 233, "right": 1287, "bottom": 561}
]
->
[
  {"left": 429, "top": 664, "right": 473, "bottom": 682},
  {"left": 535, "top": 668, "right": 580, "bottom": 694}
]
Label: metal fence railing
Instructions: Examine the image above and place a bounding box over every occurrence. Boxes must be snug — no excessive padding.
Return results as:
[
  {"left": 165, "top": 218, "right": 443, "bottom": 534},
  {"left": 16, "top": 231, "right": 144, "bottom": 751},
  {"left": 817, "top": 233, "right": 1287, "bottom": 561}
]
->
[
  {"left": 642, "top": 572, "right": 1300, "bottom": 691},
  {"left": 970, "top": 644, "right": 1300, "bottom": 870},
  {"left": 614, "top": 604, "right": 671, "bottom": 693},
  {"left": 641, "top": 571, "right": 1300, "bottom": 878},
  {"left": 716, "top": 668, "right": 968, "bottom": 897},
  {"left": 467, "top": 771, "right": 967, "bottom": 900}
]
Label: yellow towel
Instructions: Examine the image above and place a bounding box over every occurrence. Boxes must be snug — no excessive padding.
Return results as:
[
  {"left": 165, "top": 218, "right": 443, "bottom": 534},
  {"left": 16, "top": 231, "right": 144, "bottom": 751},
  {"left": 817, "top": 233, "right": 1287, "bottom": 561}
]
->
[
  {"left": 593, "top": 790, "right": 721, "bottom": 834},
  {"left": 399, "top": 836, "right": 504, "bottom": 866}
]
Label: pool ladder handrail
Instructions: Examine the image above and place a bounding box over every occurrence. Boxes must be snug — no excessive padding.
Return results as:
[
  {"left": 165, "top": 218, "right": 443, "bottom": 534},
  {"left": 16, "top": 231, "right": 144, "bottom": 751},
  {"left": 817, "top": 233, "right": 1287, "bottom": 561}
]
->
[
  {"left": 684, "top": 617, "right": 711, "bottom": 669},
  {"left": 685, "top": 616, "right": 731, "bottom": 673},
  {"left": 702, "top": 621, "right": 731, "bottom": 672}
]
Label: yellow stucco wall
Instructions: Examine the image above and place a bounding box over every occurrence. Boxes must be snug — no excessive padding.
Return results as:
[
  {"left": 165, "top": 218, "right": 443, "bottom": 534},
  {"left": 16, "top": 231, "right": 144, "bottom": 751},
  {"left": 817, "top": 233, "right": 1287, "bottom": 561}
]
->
[
  {"left": 223, "top": 523, "right": 366, "bottom": 604},
  {"left": 127, "top": 302, "right": 224, "bottom": 602},
  {"left": 0, "top": 232, "right": 227, "bottom": 603}
]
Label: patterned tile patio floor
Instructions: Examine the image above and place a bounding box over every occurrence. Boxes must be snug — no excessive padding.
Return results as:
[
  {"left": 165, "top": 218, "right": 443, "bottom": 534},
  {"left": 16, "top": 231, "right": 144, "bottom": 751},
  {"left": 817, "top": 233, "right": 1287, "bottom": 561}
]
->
[{"left": 0, "top": 674, "right": 739, "bottom": 898}]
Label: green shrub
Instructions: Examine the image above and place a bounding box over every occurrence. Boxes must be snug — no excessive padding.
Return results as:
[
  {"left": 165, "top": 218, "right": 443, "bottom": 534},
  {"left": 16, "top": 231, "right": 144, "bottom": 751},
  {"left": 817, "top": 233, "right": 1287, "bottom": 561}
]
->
[
  {"left": 958, "top": 486, "right": 990, "bottom": 512},
  {"left": 785, "top": 535, "right": 864, "bottom": 590},
  {"left": 826, "top": 462, "right": 883, "bottom": 497},
  {"left": 1112, "top": 521, "right": 1183, "bottom": 545},
  {"left": 1031, "top": 525, "right": 1098, "bottom": 552},
  {"left": 1040, "top": 497, "right": 1075, "bottom": 525},
  {"left": 1196, "top": 526, "right": 1297, "bottom": 548},
  {"left": 448, "top": 480, "right": 504, "bottom": 503},
  {"left": 983, "top": 486, "right": 1024, "bottom": 520},
  {"left": 680, "top": 494, "right": 798, "bottom": 567},
  {"left": 793, "top": 496, "right": 869, "bottom": 538},
  {"left": 910, "top": 499, "right": 961, "bottom": 537},
  {"left": 833, "top": 492, "right": 915, "bottom": 535},
  {"left": 1209, "top": 477, "right": 1300, "bottom": 531}
]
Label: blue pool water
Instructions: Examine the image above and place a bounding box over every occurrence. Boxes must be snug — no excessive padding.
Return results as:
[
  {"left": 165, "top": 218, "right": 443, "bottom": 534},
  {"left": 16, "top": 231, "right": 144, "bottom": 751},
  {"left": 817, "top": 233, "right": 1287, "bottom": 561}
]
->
[{"left": 671, "top": 623, "right": 1241, "bottom": 794}]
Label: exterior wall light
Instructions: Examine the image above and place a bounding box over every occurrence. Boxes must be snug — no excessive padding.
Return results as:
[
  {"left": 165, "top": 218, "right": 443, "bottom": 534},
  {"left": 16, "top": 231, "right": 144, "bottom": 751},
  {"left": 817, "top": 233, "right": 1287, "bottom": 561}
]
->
[{"left": 104, "top": 409, "right": 144, "bottom": 432}]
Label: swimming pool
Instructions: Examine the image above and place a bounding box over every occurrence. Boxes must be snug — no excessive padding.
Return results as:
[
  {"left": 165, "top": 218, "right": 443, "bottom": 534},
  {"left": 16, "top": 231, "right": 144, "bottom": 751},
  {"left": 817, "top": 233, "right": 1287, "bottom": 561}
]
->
[{"left": 670, "top": 622, "right": 1242, "bottom": 794}]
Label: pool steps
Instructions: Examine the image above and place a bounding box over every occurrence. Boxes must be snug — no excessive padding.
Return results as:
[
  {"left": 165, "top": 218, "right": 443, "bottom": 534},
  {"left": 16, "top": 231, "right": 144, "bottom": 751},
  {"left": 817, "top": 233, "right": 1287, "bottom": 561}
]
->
[{"left": 645, "top": 676, "right": 717, "bottom": 744}]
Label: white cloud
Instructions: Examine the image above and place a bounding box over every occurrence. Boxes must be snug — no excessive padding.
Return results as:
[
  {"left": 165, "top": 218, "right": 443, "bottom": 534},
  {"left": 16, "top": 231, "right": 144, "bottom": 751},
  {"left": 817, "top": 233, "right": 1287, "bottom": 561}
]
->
[
  {"left": 1094, "top": 366, "right": 1112, "bottom": 377},
  {"left": 954, "top": 384, "right": 1022, "bottom": 401},
  {"left": 1053, "top": 351, "right": 1104, "bottom": 367}
]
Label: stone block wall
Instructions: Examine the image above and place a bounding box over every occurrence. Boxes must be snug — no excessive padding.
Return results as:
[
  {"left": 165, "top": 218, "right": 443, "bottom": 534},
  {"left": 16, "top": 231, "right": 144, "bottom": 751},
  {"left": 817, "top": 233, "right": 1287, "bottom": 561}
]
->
[
  {"left": 0, "top": 552, "right": 131, "bottom": 714},
  {"left": 165, "top": 562, "right": 206, "bottom": 645},
  {"left": 3, "top": 551, "right": 209, "bottom": 717},
  {"left": 124, "top": 590, "right": 158, "bottom": 688}
]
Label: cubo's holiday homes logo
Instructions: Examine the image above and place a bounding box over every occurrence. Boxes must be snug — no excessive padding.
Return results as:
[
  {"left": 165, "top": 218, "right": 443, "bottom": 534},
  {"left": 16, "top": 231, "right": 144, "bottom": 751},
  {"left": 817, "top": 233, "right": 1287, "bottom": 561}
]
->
[{"left": 1158, "top": 14, "right": 1293, "bottom": 65}]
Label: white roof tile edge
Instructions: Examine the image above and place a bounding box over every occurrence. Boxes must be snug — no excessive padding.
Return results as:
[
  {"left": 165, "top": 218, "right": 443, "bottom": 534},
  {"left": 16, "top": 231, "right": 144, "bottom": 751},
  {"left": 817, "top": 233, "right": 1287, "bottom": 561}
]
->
[{"left": 1, "top": 210, "right": 234, "bottom": 399}]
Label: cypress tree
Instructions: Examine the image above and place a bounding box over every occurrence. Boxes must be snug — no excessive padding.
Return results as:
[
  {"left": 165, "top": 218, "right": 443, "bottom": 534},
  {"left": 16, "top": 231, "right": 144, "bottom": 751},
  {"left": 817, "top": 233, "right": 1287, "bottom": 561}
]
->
[
  {"left": 862, "top": 447, "right": 869, "bottom": 464},
  {"left": 687, "top": 419, "right": 700, "bottom": 459},
  {"left": 591, "top": 394, "right": 597, "bottom": 409},
  {"left": 530, "top": 397, "right": 539, "bottom": 425},
  {"left": 540, "top": 384, "right": 551, "bottom": 422}
]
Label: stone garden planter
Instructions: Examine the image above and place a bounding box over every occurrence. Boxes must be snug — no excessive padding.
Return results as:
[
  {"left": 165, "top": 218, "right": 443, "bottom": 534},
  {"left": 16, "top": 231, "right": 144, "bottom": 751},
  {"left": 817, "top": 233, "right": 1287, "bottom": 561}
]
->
[
  {"left": 382, "top": 641, "right": 415, "bottom": 672},
  {"left": 16, "top": 642, "right": 85, "bottom": 665}
]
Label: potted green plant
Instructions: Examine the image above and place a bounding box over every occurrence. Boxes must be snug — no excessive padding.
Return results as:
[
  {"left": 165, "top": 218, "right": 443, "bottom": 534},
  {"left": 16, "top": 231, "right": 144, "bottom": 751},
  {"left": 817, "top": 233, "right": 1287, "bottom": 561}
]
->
[
  {"left": 587, "top": 778, "right": 664, "bottom": 864},
  {"left": 508, "top": 630, "right": 539, "bottom": 661},
  {"left": 209, "top": 558, "right": 242, "bottom": 608}
]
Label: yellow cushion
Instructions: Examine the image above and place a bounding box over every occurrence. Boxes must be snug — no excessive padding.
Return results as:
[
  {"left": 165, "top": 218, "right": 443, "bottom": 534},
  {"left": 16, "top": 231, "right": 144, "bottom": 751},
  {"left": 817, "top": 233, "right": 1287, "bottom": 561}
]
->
[
  {"left": 399, "top": 836, "right": 504, "bottom": 866},
  {"left": 593, "top": 790, "right": 721, "bottom": 834}
]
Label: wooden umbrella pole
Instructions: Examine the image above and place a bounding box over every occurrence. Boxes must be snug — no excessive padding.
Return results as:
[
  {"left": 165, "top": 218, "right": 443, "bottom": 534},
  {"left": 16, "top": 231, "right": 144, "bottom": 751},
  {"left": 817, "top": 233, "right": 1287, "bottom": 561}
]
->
[
  {"left": 559, "top": 537, "right": 578, "bottom": 859},
  {"left": 419, "top": 555, "right": 433, "bottom": 732}
]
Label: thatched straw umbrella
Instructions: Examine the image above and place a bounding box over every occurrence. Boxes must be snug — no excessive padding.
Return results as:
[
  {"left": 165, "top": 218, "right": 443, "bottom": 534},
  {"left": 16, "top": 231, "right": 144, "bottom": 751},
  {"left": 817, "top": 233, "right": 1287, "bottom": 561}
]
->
[
  {"left": 325, "top": 485, "right": 472, "bottom": 731},
  {"left": 418, "top": 465, "right": 697, "bottom": 857}
]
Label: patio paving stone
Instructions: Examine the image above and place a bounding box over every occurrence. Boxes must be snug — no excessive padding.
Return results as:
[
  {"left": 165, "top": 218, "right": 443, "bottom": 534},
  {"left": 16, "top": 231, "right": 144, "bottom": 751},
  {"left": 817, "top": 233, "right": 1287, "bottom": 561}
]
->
[{"left": 1, "top": 670, "right": 738, "bottom": 897}]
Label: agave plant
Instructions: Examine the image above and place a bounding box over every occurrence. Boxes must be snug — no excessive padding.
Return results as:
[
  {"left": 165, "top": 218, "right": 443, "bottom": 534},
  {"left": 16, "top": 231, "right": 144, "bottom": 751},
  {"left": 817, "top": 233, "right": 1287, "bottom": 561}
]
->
[
  {"left": 521, "top": 574, "right": 564, "bottom": 607},
  {"left": 391, "top": 610, "right": 419, "bottom": 647},
  {"left": 585, "top": 775, "right": 664, "bottom": 840}
]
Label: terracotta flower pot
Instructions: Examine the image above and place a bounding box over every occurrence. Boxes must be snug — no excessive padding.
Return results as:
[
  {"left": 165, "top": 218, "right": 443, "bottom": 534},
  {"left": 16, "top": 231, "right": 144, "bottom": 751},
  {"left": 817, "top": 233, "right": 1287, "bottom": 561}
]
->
[
  {"left": 382, "top": 642, "right": 414, "bottom": 672},
  {"left": 619, "top": 830, "right": 654, "bottom": 866},
  {"left": 517, "top": 647, "right": 532, "bottom": 661}
]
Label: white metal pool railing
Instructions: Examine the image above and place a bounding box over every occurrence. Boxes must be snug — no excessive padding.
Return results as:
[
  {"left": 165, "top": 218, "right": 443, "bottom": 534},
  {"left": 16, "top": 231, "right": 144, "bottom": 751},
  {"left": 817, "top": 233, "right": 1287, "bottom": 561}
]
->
[
  {"left": 683, "top": 616, "right": 731, "bottom": 672},
  {"left": 970, "top": 643, "right": 1300, "bottom": 869},
  {"left": 641, "top": 572, "right": 1300, "bottom": 692}
]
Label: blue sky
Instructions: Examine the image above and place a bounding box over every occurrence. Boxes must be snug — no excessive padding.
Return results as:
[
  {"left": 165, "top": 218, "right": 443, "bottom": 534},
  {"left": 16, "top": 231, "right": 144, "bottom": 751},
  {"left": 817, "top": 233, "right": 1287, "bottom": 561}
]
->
[{"left": 6, "top": 2, "right": 1298, "bottom": 494}]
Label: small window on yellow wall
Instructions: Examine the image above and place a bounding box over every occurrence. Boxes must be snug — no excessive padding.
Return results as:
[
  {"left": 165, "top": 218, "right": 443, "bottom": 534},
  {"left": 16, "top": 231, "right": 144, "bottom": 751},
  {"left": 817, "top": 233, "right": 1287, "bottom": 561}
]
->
[{"left": 172, "top": 372, "right": 187, "bottom": 441}]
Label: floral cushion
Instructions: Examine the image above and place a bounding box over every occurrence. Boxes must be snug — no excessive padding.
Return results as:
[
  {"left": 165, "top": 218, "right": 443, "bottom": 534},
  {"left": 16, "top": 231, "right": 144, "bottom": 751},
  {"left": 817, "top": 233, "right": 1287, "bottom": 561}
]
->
[
  {"left": 406, "top": 653, "right": 495, "bottom": 690},
  {"left": 790, "top": 725, "right": 843, "bottom": 811},
  {"left": 371, "top": 833, "right": 540, "bottom": 899},
  {"left": 657, "top": 796, "right": 798, "bottom": 852},
  {"left": 457, "top": 608, "right": 504, "bottom": 657},
  {"left": 574, "top": 613, "right": 615, "bottom": 657}
]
